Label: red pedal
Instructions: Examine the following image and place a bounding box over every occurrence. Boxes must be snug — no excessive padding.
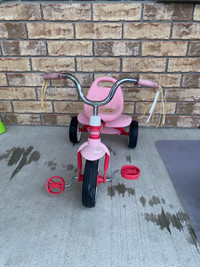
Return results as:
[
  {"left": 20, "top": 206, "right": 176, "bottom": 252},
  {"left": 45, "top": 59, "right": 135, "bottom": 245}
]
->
[
  {"left": 121, "top": 165, "right": 140, "bottom": 180},
  {"left": 46, "top": 176, "right": 65, "bottom": 194}
]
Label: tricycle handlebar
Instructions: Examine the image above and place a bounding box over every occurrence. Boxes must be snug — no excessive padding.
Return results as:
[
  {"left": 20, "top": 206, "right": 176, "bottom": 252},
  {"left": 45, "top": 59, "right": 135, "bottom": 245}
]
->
[
  {"left": 42, "top": 71, "right": 159, "bottom": 115},
  {"left": 137, "top": 78, "right": 158, "bottom": 88}
]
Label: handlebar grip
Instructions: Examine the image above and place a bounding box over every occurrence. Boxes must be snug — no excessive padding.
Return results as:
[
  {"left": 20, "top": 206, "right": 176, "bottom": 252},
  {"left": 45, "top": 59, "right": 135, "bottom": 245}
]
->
[
  {"left": 43, "top": 71, "right": 65, "bottom": 81},
  {"left": 138, "top": 78, "right": 159, "bottom": 88}
]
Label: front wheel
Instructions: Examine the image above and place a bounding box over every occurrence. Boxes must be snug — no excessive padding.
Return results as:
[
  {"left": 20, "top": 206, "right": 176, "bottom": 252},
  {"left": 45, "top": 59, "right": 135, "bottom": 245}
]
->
[{"left": 82, "top": 160, "right": 99, "bottom": 208}]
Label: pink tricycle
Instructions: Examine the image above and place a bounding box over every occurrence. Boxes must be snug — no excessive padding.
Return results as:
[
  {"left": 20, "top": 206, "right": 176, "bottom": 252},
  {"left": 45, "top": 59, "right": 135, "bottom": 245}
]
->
[{"left": 43, "top": 72, "right": 159, "bottom": 208}]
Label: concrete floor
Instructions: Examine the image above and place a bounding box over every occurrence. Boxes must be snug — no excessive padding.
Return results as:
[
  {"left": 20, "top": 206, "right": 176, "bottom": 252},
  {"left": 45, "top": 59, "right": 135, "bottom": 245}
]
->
[{"left": 0, "top": 126, "right": 200, "bottom": 267}]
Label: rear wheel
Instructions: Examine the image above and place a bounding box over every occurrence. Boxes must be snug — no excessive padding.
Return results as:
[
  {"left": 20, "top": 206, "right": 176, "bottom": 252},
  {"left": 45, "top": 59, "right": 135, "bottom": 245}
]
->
[
  {"left": 69, "top": 116, "right": 81, "bottom": 144},
  {"left": 82, "top": 160, "right": 99, "bottom": 208},
  {"left": 128, "top": 120, "right": 138, "bottom": 148}
]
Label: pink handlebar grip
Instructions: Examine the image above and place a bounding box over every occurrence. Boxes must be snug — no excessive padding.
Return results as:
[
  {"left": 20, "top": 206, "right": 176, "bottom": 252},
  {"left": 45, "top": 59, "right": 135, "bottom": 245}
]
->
[
  {"left": 43, "top": 71, "right": 65, "bottom": 81},
  {"left": 138, "top": 78, "right": 159, "bottom": 88}
]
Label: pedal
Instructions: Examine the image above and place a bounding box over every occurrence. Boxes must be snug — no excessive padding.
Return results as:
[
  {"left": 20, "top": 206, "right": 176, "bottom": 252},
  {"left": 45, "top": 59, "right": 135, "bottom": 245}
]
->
[
  {"left": 46, "top": 176, "right": 65, "bottom": 194},
  {"left": 121, "top": 165, "right": 140, "bottom": 180}
]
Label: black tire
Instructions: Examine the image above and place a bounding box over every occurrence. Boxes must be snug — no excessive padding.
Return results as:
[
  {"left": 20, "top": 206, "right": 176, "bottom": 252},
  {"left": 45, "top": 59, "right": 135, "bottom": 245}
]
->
[
  {"left": 128, "top": 120, "right": 138, "bottom": 149},
  {"left": 82, "top": 160, "right": 99, "bottom": 208},
  {"left": 69, "top": 116, "right": 81, "bottom": 144}
]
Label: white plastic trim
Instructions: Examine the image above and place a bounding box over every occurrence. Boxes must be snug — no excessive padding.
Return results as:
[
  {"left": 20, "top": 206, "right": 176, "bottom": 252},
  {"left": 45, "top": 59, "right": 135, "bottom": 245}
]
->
[{"left": 89, "top": 115, "right": 101, "bottom": 126}]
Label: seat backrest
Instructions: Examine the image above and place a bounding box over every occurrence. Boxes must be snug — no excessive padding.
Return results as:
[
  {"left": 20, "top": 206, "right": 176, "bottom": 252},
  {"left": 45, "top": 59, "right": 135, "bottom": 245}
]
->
[{"left": 84, "top": 77, "right": 124, "bottom": 118}]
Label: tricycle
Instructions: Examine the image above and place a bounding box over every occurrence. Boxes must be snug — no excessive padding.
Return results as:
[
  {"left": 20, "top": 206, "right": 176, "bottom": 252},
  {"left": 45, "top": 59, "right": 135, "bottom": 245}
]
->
[{"left": 42, "top": 72, "right": 162, "bottom": 208}]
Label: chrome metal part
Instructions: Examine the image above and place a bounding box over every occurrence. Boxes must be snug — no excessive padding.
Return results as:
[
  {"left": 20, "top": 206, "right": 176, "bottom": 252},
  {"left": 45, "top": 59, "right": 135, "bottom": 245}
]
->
[
  {"left": 106, "top": 170, "right": 121, "bottom": 182},
  {"left": 65, "top": 176, "right": 78, "bottom": 188},
  {"left": 61, "top": 73, "right": 138, "bottom": 111}
]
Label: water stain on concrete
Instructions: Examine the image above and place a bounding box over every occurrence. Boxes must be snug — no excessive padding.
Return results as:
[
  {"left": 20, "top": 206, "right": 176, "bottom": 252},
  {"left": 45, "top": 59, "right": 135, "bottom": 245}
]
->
[
  {"left": 139, "top": 196, "right": 146, "bottom": 207},
  {"left": 126, "top": 155, "right": 131, "bottom": 163},
  {"left": 107, "top": 183, "right": 135, "bottom": 198},
  {"left": 0, "top": 147, "right": 15, "bottom": 161},
  {"left": 27, "top": 151, "right": 40, "bottom": 164},
  {"left": 46, "top": 161, "right": 57, "bottom": 171},
  {"left": 106, "top": 145, "right": 116, "bottom": 156},
  {"left": 149, "top": 196, "right": 161, "bottom": 206},
  {"left": 145, "top": 208, "right": 198, "bottom": 250},
  {"left": 107, "top": 186, "right": 115, "bottom": 198},
  {"left": 67, "top": 164, "right": 74, "bottom": 171},
  {"left": 74, "top": 167, "right": 79, "bottom": 174},
  {"left": 161, "top": 198, "right": 166, "bottom": 204},
  {"left": 0, "top": 146, "right": 41, "bottom": 180}
]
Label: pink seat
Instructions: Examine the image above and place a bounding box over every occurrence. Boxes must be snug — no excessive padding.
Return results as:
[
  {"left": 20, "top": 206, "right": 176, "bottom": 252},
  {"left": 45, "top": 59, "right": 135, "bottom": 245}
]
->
[{"left": 84, "top": 77, "right": 124, "bottom": 122}]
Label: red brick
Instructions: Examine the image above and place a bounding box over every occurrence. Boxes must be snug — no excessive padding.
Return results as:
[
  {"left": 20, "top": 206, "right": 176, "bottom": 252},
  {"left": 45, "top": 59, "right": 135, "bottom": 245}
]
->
[
  {"left": 135, "top": 102, "right": 176, "bottom": 115},
  {"left": 143, "top": 3, "right": 193, "bottom": 21},
  {"left": 194, "top": 5, "right": 200, "bottom": 21},
  {"left": 124, "top": 23, "right": 171, "bottom": 39},
  {"left": 54, "top": 101, "right": 83, "bottom": 114},
  {"left": 77, "top": 57, "right": 120, "bottom": 72},
  {"left": 0, "top": 74, "right": 8, "bottom": 86},
  {"left": 123, "top": 58, "right": 166, "bottom": 72},
  {"left": 32, "top": 58, "right": 75, "bottom": 72},
  {"left": 42, "top": 114, "right": 71, "bottom": 126},
  {"left": 0, "top": 87, "right": 36, "bottom": 100},
  {"left": 0, "top": 23, "right": 26, "bottom": 39},
  {"left": 0, "top": 101, "right": 12, "bottom": 112},
  {"left": 182, "top": 74, "right": 200, "bottom": 88},
  {"left": 93, "top": 3, "right": 141, "bottom": 21},
  {"left": 7, "top": 73, "right": 44, "bottom": 87},
  {"left": 27, "top": 23, "right": 74, "bottom": 39},
  {"left": 188, "top": 41, "right": 200, "bottom": 56},
  {"left": 172, "top": 23, "right": 200, "bottom": 39},
  {"left": 165, "top": 89, "right": 200, "bottom": 102},
  {"left": 0, "top": 58, "right": 30, "bottom": 71},
  {"left": 42, "top": 3, "right": 91, "bottom": 21},
  {"left": 48, "top": 41, "right": 92, "bottom": 56},
  {"left": 165, "top": 116, "right": 200, "bottom": 128},
  {"left": 94, "top": 41, "right": 139, "bottom": 56},
  {"left": 2, "top": 113, "right": 41, "bottom": 125},
  {"left": 13, "top": 101, "right": 52, "bottom": 113},
  {"left": 76, "top": 23, "right": 121, "bottom": 39},
  {"left": 142, "top": 41, "right": 187, "bottom": 57},
  {"left": 37, "top": 87, "right": 78, "bottom": 101},
  {"left": 176, "top": 103, "right": 200, "bottom": 115},
  {"left": 2, "top": 41, "right": 47, "bottom": 56},
  {"left": 168, "top": 58, "right": 200, "bottom": 72},
  {"left": 0, "top": 3, "right": 41, "bottom": 20}
]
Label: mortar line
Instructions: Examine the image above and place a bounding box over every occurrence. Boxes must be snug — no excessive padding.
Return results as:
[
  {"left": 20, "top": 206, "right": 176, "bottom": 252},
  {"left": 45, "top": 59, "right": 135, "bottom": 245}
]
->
[
  {"left": 10, "top": 101, "right": 14, "bottom": 113},
  {"left": 169, "top": 22, "right": 173, "bottom": 40},
  {"left": 73, "top": 23, "right": 76, "bottom": 40},
  {"left": 40, "top": 113, "right": 44, "bottom": 125},
  {"left": 40, "top": 3, "right": 44, "bottom": 20},
  {"left": 45, "top": 40, "right": 49, "bottom": 56},
  {"left": 186, "top": 40, "right": 191, "bottom": 56},
  {"left": 92, "top": 40, "right": 95, "bottom": 56},
  {"left": 0, "top": 42, "right": 3, "bottom": 56},
  {"left": 24, "top": 23, "right": 29, "bottom": 40},
  {"left": 192, "top": 3, "right": 196, "bottom": 20},
  {"left": 1, "top": 19, "right": 199, "bottom": 24},
  {"left": 91, "top": 3, "right": 93, "bottom": 22},
  {"left": 165, "top": 58, "right": 169, "bottom": 73},
  {"left": 121, "top": 22, "right": 124, "bottom": 39},
  {"left": 141, "top": 2, "right": 144, "bottom": 22}
]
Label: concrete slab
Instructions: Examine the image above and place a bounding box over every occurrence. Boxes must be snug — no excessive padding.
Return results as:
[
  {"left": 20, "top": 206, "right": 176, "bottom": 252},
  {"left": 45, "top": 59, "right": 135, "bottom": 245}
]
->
[{"left": 0, "top": 126, "right": 200, "bottom": 267}]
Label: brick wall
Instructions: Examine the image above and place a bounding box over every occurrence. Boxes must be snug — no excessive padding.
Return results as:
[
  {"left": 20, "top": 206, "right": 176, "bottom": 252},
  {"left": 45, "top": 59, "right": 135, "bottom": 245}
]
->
[{"left": 0, "top": 2, "right": 200, "bottom": 128}]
